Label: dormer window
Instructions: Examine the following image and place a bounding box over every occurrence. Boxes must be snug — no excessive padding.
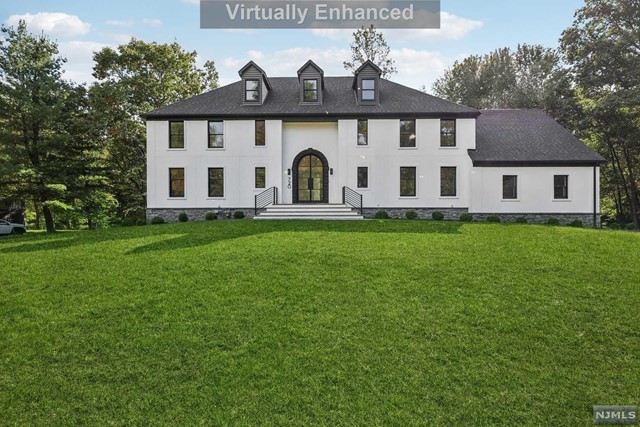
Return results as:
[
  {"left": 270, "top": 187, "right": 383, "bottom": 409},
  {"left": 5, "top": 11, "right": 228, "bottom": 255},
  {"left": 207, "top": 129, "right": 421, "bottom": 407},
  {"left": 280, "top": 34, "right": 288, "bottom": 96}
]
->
[
  {"left": 303, "top": 79, "right": 318, "bottom": 102},
  {"left": 361, "top": 79, "right": 376, "bottom": 100},
  {"left": 245, "top": 80, "right": 260, "bottom": 102}
]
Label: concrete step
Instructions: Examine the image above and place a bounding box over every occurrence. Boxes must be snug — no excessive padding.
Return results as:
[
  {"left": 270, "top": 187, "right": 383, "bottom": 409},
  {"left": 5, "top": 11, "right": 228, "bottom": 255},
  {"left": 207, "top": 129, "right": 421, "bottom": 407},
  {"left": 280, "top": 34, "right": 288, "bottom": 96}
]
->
[
  {"left": 254, "top": 204, "right": 363, "bottom": 220},
  {"left": 255, "top": 215, "right": 364, "bottom": 220}
]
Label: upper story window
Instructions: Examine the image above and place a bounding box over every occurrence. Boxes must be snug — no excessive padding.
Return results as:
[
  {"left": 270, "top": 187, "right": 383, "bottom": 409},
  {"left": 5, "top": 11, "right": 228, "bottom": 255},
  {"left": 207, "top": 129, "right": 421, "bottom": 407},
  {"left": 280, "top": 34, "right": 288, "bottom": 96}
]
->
[
  {"left": 169, "top": 168, "right": 185, "bottom": 198},
  {"left": 554, "top": 175, "right": 568, "bottom": 199},
  {"left": 245, "top": 80, "right": 260, "bottom": 102},
  {"left": 208, "top": 121, "right": 224, "bottom": 149},
  {"left": 400, "top": 119, "right": 416, "bottom": 148},
  {"left": 503, "top": 175, "right": 518, "bottom": 200},
  {"left": 169, "top": 121, "right": 184, "bottom": 149},
  {"left": 303, "top": 79, "right": 318, "bottom": 102},
  {"left": 361, "top": 79, "right": 375, "bottom": 100},
  {"left": 255, "top": 120, "right": 265, "bottom": 146},
  {"left": 357, "top": 120, "right": 368, "bottom": 145},
  {"left": 440, "top": 119, "right": 456, "bottom": 147},
  {"left": 441, "top": 167, "right": 457, "bottom": 197}
]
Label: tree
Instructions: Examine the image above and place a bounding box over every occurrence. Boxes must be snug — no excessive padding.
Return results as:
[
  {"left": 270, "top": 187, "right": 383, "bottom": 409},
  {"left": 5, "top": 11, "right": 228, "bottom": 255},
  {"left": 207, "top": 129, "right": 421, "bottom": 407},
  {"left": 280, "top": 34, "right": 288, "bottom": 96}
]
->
[
  {"left": 343, "top": 25, "right": 397, "bottom": 78},
  {"left": 560, "top": 0, "right": 640, "bottom": 226},
  {"left": 0, "top": 22, "right": 104, "bottom": 232},
  {"left": 432, "top": 44, "right": 578, "bottom": 126},
  {"left": 90, "top": 39, "right": 219, "bottom": 216}
]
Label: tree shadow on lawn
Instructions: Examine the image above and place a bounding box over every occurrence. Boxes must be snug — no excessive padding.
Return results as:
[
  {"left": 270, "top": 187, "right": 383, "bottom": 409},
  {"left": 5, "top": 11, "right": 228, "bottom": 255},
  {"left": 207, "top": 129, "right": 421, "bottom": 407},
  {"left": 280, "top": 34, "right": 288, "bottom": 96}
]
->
[{"left": 0, "top": 220, "right": 463, "bottom": 255}]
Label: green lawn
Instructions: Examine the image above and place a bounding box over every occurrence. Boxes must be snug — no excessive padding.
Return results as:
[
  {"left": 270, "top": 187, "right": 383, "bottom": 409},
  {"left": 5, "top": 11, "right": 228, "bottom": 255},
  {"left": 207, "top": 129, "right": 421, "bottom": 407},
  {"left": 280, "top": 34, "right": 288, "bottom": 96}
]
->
[{"left": 0, "top": 220, "right": 638, "bottom": 426}]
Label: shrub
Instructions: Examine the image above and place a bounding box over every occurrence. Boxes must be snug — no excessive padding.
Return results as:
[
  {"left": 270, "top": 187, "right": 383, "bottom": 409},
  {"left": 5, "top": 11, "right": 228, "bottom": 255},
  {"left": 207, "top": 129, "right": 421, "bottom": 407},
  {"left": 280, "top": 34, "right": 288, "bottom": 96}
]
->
[
  {"left": 459, "top": 213, "right": 473, "bottom": 222},
  {"left": 515, "top": 217, "right": 528, "bottom": 224},
  {"left": 545, "top": 218, "right": 560, "bottom": 226},
  {"left": 205, "top": 212, "right": 217, "bottom": 221},
  {"left": 486, "top": 215, "right": 501, "bottom": 223},
  {"left": 625, "top": 222, "right": 636, "bottom": 230},
  {"left": 233, "top": 210, "right": 245, "bottom": 219},
  {"left": 121, "top": 217, "right": 135, "bottom": 227},
  {"left": 405, "top": 210, "right": 418, "bottom": 220},
  {"left": 374, "top": 210, "right": 389, "bottom": 219},
  {"left": 607, "top": 222, "right": 619, "bottom": 229},
  {"left": 431, "top": 211, "right": 444, "bottom": 221},
  {"left": 568, "top": 219, "right": 584, "bottom": 228},
  {"left": 178, "top": 212, "right": 188, "bottom": 222},
  {"left": 150, "top": 216, "right": 165, "bottom": 225},
  {"left": 136, "top": 219, "right": 146, "bottom": 226}
]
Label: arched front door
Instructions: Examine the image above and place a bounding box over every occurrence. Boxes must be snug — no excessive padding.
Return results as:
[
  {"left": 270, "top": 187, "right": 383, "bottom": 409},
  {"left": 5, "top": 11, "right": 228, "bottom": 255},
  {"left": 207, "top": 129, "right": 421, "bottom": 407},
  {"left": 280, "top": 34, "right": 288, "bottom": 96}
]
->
[{"left": 292, "top": 149, "right": 329, "bottom": 203}]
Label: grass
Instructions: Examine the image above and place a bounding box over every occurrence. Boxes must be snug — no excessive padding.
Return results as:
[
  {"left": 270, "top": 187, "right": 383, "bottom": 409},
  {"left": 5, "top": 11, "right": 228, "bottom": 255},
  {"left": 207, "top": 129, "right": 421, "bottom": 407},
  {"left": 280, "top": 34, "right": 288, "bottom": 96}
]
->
[{"left": 0, "top": 220, "right": 638, "bottom": 426}]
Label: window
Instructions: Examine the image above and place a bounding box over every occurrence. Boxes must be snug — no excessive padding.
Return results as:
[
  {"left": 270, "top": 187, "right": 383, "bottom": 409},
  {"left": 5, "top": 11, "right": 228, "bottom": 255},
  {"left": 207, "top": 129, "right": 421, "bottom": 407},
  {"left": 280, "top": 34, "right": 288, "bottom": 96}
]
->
[
  {"left": 303, "top": 79, "right": 318, "bottom": 102},
  {"left": 245, "top": 80, "right": 260, "bottom": 102},
  {"left": 441, "top": 167, "right": 457, "bottom": 197},
  {"left": 357, "top": 167, "right": 368, "bottom": 188},
  {"left": 357, "top": 120, "right": 368, "bottom": 145},
  {"left": 208, "top": 168, "right": 224, "bottom": 197},
  {"left": 554, "top": 175, "right": 568, "bottom": 199},
  {"left": 400, "top": 119, "right": 416, "bottom": 148},
  {"left": 440, "top": 119, "right": 456, "bottom": 147},
  {"left": 400, "top": 167, "right": 416, "bottom": 197},
  {"left": 503, "top": 175, "right": 518, "bottom": 199},
  {"left": 255, "top": 167, "right": 266, "bottom": 189},
  {"left": 169, "top": 168, "right": 185, "bottom": 198},
  {"left": 208, "top": 121, "right": 223, "bottom": 148},
  {"left": 361, "top": 79, "right": 375, "bottom": 100},
  {"left": 255, "top": 120, "right": 265, "bottom": 146},
  {"left": 169, "top": 121, "right": 184, "bottom": 149}
]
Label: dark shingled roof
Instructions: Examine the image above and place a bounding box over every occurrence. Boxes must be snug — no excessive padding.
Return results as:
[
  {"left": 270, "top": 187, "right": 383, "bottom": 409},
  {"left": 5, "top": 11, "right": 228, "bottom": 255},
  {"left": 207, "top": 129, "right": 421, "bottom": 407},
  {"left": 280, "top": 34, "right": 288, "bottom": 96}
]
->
[
  {"left": 143, "top": 77, "right": 479, "bottom": 119},
  {"left": 470, "top": 109, "right": 605, "bottom": 166}
]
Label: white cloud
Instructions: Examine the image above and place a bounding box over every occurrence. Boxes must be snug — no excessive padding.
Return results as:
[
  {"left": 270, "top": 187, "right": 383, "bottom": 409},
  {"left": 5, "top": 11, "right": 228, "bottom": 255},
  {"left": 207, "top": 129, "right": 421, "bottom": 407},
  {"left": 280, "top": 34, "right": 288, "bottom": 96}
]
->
[
  {"left": 105, "top": 19, "right": 134, "bottom": 27},
  {"left": 101, "top": 32, "right": 133, "bottom": 43},
  {"left": 143, "top": 18, "right": 162, "bottom": 27},
  {"left": 181, "top": 0, "right": 200, "bottom": 4},
  {"left": 58, "top": 40, "right": 109, "bottom": 84},
  {"left": 4, "top": 12, "right": 91, "bottom": 38},
  {"left": 309, "top": 12, "right": 483, "bottom": 42}
]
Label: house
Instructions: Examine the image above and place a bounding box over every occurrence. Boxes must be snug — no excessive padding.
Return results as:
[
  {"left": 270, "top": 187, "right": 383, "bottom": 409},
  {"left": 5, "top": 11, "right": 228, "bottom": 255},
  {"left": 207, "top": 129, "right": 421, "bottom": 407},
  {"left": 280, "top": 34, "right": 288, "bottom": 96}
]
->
[{"left": 142, "top": 59, "right": 605, "bottom": 224}]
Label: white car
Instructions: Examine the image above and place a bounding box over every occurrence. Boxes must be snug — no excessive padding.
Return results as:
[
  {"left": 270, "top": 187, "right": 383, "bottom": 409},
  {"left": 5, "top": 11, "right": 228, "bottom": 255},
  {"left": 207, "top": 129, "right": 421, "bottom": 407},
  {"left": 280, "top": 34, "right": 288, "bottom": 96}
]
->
[{"left": 0, "top": 220, "right": 26, "bottom": 235}]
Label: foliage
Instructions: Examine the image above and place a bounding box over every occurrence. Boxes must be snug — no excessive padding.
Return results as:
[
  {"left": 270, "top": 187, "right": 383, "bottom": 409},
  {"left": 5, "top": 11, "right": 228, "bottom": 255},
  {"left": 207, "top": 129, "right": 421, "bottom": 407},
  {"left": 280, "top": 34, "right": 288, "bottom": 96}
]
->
[
  {"left": 486, "top": 215, "right": 501, "bottom": 223},
  {"left": 135, "top": 219, "right": 146, "bottom": 226},
  {"left": 343, "top": 25, "right": 397, "bottom": 78},
  {"left": 545, "top": 218, "right": 560, "bottom": 226},
  {"left": 233, "top": 210, "right": 245, "bottom": 219},
  {"left": 405, "top": 210, "right": 418, "bottom": 220},
  {"left": 120, "top": 217, "right": 135, "bottom": 227},
  {"left": 515, "top": 217, "right": 528, "bottom": 224},
  {"left": 150, "top": 216, "right": 165, "bottom": 225},
  {"left": 1, "top": 221, "right": 638, "bottom": 425},
  {"left": 560, "top": 0, "right": 640, "bottom": 228},
  {"left": 459, "top": 213, "right": 473, "bottom": 222},
  {"left": 178, "top": 212, "right": 189, "bottom": 222},
  {"left": 374, "top": 210, "right": 389, "bottom": 219},
  {"left": 431, "top": 211, "right": 444, "bottom": 221},
  {"left": 205, "top": 212, "right": 218, "bottom": 221},
  {"left": 625, "top": 222, "right": 636, "bottom": 231},
  {"left": 567, "top": 219, "right": 584, "bottom": 228}
]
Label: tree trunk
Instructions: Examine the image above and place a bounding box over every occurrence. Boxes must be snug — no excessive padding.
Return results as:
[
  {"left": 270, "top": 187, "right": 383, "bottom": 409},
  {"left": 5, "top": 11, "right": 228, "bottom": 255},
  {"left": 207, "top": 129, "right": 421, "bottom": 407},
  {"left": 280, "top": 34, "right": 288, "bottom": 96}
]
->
[{"left": 42, "top": 204, "right": 55, "bottom": 232}]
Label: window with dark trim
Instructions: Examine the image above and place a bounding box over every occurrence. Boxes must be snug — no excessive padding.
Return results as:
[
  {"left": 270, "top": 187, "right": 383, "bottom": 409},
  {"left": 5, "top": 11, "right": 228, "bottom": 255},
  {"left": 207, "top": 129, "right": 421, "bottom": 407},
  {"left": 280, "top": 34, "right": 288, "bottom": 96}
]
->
[
  {"left": 255, "top": 167, "right": 266, "bottom": 189},
  {"left": 503, "top": 175, "right": 518, "bottom": 199},
  {"left": 169, "top": 168, "right": 185, "bottom": 198},
  {"left": 208, "top": 121, "right": 224, "bottom": 148},
  {"left": 400, "top": 119, "right": 416, "bottom": 147},
  {"left": 441, "top": 167, "right": 457, "bottom": 197},
  {"left": 357, "top": 166, "right": 368, "bottom": 188},
  {"left": 255, "top": 120, "right": 265, "bottom": 146},
  {"left": 303, "top": 79, "right": 318, "bottom": 102},
  {"left": 554, "top": 175, "right": 568, "bottom": 199},
  {"left": 440, "top": 119, "right": 456, "bottom": 147},
  {"left": 400, "top": 167, "right": 416, "bottom": 197},
  {"left": 208, "top": 168, "right": 224, "bottom": 197},
  {"left": 357, "top": 120, "right": 368, "bottom": 145},
  {"left": 361, "top": 79, "right": 375, "bottom": 100},
  {"left": 169, "top": 121, "right": 184, "bottom": 149},
  {"left": 245, "top": 80, "right": 260, "bottom": 102}
]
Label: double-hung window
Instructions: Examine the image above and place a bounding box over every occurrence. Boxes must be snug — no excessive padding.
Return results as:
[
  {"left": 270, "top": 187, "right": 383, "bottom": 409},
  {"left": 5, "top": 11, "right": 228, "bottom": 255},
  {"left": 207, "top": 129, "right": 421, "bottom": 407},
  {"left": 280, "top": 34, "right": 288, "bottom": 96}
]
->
[{"left": 503, "top": 175, "right": 518, "bottom": 200}]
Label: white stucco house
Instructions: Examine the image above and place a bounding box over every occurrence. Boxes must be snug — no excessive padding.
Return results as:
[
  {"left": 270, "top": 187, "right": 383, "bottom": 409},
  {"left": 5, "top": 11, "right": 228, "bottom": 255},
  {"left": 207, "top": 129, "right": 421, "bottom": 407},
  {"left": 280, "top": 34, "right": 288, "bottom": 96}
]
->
[{"left": 143, "top": 59, "right": 605, "bottom": 224}]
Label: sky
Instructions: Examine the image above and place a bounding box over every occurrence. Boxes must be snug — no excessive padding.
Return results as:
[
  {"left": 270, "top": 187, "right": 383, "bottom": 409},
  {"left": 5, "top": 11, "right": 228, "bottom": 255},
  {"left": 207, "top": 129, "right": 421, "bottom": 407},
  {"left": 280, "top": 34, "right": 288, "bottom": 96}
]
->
[{"left": 1, "top": 0, "right": 585, "bottom": 91}]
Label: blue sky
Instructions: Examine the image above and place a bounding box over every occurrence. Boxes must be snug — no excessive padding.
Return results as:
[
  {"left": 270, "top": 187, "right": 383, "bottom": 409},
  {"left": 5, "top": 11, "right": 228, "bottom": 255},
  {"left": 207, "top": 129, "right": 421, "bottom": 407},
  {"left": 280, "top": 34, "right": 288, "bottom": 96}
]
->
[{"left": 1, "top": 0, "right": 584, "bottom": 91}]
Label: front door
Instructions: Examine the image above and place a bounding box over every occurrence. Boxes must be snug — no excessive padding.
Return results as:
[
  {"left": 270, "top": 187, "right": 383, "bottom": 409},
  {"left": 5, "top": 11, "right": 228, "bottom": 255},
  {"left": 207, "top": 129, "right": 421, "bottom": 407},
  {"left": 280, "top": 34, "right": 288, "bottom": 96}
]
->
[{"left": 293, "top": 149, "right": 328, "bottom": 203}]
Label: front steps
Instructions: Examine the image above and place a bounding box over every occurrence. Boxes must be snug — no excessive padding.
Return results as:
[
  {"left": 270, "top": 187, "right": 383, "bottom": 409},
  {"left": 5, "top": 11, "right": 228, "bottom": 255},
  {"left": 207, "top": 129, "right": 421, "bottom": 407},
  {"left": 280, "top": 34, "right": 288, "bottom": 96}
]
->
[{"left": 254, "top": 204, "right": 364, "bottom": 220}]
